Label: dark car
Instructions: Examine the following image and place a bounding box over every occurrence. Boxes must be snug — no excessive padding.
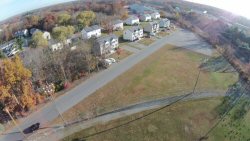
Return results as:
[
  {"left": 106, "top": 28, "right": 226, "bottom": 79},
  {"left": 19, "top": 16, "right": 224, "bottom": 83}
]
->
[{"left": 23, "top": 122, "right": 40, "bottom": 134}]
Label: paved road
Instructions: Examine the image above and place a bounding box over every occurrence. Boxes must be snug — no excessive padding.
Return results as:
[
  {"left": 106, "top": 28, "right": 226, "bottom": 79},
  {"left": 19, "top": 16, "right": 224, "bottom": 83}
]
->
[
  {"left": 0, "top": 28, "right": 213, "bottom": 141},
  {"left": 27, "top": 92, "right": 224, "bottom": 141}
]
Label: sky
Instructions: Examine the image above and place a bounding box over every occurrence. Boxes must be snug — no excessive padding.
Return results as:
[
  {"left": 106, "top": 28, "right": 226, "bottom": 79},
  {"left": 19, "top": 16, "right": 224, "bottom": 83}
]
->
[
  {"left": 0, "top": 0, "right": 75, "bottom": 21},
  {"left": 0, "top": 0, "right": 249, "bottom": 21},
  {"left": 185, "top": 0, "right": 250, "bottom": 19}
]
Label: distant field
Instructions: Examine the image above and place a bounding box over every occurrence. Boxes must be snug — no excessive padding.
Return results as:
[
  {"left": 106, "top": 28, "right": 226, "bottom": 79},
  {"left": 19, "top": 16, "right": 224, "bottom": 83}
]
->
[
  {"left": 63, "top": 98, "right": 222, "bottom": 141},
  {"left": 52, "top": 45, "right": 237, "bottom": 125}
]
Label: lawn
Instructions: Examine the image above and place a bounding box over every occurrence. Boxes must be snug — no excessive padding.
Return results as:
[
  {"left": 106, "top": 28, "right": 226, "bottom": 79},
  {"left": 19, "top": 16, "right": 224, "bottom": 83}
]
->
[
  {"left": 137, "top": 37, "right": 155, "bottom": 46},
  {"left": 157, "top": 31, "right": 170, "bottom": 37},
  {"left": 108, "top": 49, "right": 132, "bottom": 61},
  {"left": 52, "top": 45, "right": 237, "bottom": 125},
  {"left": 63, "top": 98, "right": 222, "bottom": 141}
]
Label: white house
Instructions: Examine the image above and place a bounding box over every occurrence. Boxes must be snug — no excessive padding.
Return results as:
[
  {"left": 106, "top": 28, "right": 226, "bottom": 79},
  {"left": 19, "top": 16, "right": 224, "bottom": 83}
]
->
[
  {"left": 151, "top": 12, "right": 161, "bottom": 20},
  {"left": 123, "top": 26, "right": 143, "bottom": 41},
  {"left": 93, "top": 34, "right": 119, "bottom": 55},
  {"left": 81, "top": 25, "right": 102, "bottom": 39},
  {"left": 125, "top": 16, "right": 140, "bottom": 25},
  {"left": 159, "top": 18, "right": 170, "bottom": 28},
  {"left": 49, "top": 42, "right": 63, "bottom": 52},
  {"left": 139, "top": 14, "right": 151, "bottom": 22},
  {"left": 143, "top": 21, "right": 159, "bottom": 34},
  {"left": 43, "top": 31, "right": 51, "bottom": 40},
  {"left": 112, "top": 20, "right": 124, "bottom": 30}
]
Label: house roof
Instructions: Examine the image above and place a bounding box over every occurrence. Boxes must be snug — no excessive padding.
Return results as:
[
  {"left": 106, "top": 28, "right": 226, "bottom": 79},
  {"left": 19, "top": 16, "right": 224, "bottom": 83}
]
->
[
  {"left": 113, "top": 20, "right": 123, "bottom": 25},
  {"left": 127, "top": 16, "right": 139, "bottom": 21},
  {"left": 127, "top": 26, "right": 143, "bottom": 32},
  {"left": 83, "top": 25, "right": 101, "bottom": 32},
  {"left": 160, "top": 18, "right": 170, "bottom": 22},
  {"left": 141, "top": 14, "right": 151, "bottom": 18},
  {"left": 30, "top": 28, "right": 41, "bottom": 34},
  {"left": 96, "top": 34, "right": 118, "bottom": 44},
  {"left": 148, "top": 21, "right": 159, "bottom": 26}
]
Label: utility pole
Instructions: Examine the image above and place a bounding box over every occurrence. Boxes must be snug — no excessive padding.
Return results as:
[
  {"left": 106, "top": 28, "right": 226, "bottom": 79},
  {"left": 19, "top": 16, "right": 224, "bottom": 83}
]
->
[
  {"left": 44, "top": 83, "right": 67, "bottom": 126},
  {"left": 4, "top": 108, "right": 26, "bottom": 138}
]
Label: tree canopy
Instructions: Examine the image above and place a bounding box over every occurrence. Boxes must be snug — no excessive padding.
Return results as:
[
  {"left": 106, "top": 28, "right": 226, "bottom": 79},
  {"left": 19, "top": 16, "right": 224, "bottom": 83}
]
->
[
  {"left": 76, "top": 11, "right": 96, "bottom": 28},
  {"left": 57, "top": 13, "right": 71, "bottom": 25},
  {"left": 31, "top": 31, "right": 48, "bottom": 48},
  {"left": 52, "top": 26, "right": 75, "bottom": 42},
  {"left": 0, "top": 56, "right": 41, "bottom": 117}
]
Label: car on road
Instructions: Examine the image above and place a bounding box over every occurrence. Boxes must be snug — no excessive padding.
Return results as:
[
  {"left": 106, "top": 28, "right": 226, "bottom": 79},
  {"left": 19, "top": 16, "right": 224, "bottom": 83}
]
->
[{"left": 23, "top": 122, "right": 40, "bottom": 134}]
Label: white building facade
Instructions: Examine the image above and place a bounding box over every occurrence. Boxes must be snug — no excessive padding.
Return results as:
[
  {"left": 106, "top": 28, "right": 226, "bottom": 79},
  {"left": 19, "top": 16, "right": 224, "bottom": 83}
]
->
[
  {"left": 125, "top": 16, "right": 140, "bottom": 25},
  {"left": 113, "top": 20, "right": 124, "bottom": 30},
  {"left": 123, "top": 26, "right": 143, "bottom": 41},
  {"left": 159, "top": 18, "right": 170, "bottom": 28},
  {"left": 143, "top": 22, "right": 159, "bottom": 34},
  {"left": 81, "top": 25, "right": 102, "bottom": 39},
  {"left": 93, "top": 34, "right": 119, "bottom": 55},
  {"left": 151, "top": 12, "right": 161, "bottom": 20},
  {"left": 139, "top": 14, "right": 152, "bottom": 22}
]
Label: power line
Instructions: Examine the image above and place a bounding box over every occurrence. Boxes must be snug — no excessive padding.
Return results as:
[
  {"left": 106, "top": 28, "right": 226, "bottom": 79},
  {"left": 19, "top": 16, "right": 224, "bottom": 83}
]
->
[
  {"left": 198, "top": 82, "right": 249, "bottom": 141},
  {"left": 74, "top": 68, "right": 202, "bottom": 140}
]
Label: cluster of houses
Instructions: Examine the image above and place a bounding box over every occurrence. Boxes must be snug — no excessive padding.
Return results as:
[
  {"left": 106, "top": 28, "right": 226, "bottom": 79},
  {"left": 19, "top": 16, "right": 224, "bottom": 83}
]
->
[
  {"left": 1, "top": 4, "right": 171, "bottom": 58},
  {"left": 80, "top": 5, "right": 170, "bottom": 56}
]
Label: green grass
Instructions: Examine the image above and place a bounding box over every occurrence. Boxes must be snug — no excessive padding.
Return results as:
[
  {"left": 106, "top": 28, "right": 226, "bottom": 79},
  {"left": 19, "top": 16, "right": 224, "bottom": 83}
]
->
[
  {"left": 63, "top": 98, "right": 222, "bottom": 141},
  {"left": 208, "top": 98, "right": 250, "bottom": 141},
  {"left": 51, "top": 45, "right": 237, "bottom": 125}
]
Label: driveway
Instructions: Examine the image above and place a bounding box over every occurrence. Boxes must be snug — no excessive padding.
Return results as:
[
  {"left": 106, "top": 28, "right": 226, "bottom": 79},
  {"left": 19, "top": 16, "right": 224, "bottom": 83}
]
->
[{"left": 0, "top": 28, "right": 214, "bottom": 141}]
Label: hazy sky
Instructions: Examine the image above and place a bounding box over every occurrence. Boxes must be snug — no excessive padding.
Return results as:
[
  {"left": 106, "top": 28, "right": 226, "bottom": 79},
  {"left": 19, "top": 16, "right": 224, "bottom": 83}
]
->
[
  {"left": 0, "top": 0, "right": 249, "bottom": 21},
  {"left": 0, "top": 0, "right": 75, "bottom": 21},
  {"left": 185, "top": 0, "right": 250, "bottom": 19}
]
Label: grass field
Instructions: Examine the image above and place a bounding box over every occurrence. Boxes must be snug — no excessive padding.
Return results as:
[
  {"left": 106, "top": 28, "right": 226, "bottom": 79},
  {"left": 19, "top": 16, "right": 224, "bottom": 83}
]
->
[
  {"left": 52, "top": 45, "right": 237, "bottom": 125},
  {"left": 208, "top": 98, "right": 250, "bottom": 141},
  {"left": 63, "top": 98, "right": 222, "bottom": 141}
]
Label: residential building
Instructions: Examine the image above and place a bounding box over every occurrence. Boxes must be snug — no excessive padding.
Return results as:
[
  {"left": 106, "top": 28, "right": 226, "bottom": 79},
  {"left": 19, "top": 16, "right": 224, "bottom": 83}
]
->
[
  {"left": 159, "top": 18, "right": 170, "bottom": 28},
  {"left": 123, "top": 26, "right": 143, "bottom": 41},
  {"left": 93, "top": 34, "right": 119, "bottom": 55},
  {"left": 81, "top": 25, "right": 102, "bottom": 39},
  {"left": 125, "top": 16, "right": 140, "bottom": 25},
  {"left": 43, "top": 31, "right": 51, "bottom": 40},
  {"left": 151, "top": 12, "right": 161, "bottom": 20},
  {"left": 30, "top": 29, "right": 51, "bottom": 40},
  {"left": 139, "top": 14, "right": 152, "bottom": 22},
  {"left": 30, "top": 28, "right": 41, "bottom": 35},
  {"left": 112, "top": 20, "right": 124, "bottom": 30},
  {"left": 143, "top": 21, "right": 159, "bottom": 34},
  {"left": 14, "top": 29, "right": 28, "bottom": 37},
  {"left": 49, "top": 42, "right": 63, "bottom": 51}
]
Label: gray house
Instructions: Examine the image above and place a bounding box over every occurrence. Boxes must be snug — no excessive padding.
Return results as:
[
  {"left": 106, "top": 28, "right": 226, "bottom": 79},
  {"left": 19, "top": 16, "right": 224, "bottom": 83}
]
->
[
  {"left": 143, "top": 21, "right": 159, "bottom": 34},
  {"left": 93, "top": 34, "right": 119, "bottom": 55},
  {"left": 159, "top": 18, "right": 170, "bottom": 28}
]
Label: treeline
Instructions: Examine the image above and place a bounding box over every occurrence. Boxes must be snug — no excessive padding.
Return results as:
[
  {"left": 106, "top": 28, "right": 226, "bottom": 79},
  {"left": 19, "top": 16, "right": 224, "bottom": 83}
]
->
[
  {"left": 0, "top": 0, "right": 128, "bottom": 43},
  {"left": 223, "top": 26, "right": 250, "bottom": 51}
]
